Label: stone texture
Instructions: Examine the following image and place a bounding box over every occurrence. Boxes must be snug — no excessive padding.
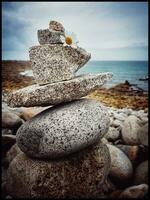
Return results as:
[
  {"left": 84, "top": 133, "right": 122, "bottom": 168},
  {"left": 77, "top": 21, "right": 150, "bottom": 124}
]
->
[
  {"left": 16, "top": 99, "right": 110, "bottom": 159},
  {"left": 137, "top": 123, "right": 148, "bottom": 146},
  {"left": 7, "top": 73, "right": 113, "bottom": 107},
  {"left": 104, "top": 127, "right": 120, "bottom": 141},
  {"left": 29, "top": 44, "right": 91, "bottom": 85},
  {"left": 134, "top": 160, "right": 148, "bottom": 185},
  {"left": 119, "top": 184, "right": 148, "bottom": 198},
  {"left": 38, "top": 29, "right": 65, "bottom": 45},
  {"left": 6, "top": 142, "right": 110, "bottom": 198},
  {"left": 49, "top": 20, "right": 65, "bottom": 33},
  {"left": 122, "top": 115, "right": 141, "bottom": 145},
  {"left": 6, "top": 144, "right": 22, "bottom": 165},
  {"left": 106, "top": 144, "right": 133, "bottom": 180},
  {"left": 2, "top": 111, "right": 23, "bottom": 129}
]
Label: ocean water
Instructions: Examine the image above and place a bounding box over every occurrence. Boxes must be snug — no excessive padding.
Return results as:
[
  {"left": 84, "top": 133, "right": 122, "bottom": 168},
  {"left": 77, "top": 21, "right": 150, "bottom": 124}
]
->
[
  {"left": 21, "top": 61, "right": 148, "bottom": 91},
  {"left": 77, "top": 61, "right": 148, "bottom": 91}
]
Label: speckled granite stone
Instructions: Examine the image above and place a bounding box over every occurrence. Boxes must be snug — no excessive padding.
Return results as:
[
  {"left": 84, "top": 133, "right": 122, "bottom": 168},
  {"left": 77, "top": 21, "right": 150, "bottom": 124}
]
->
[
  {"left": 49, "top": 20, "right": 65, "bottom": 33},
  {"left": 7, "top": 72, "right": 113, "bottom": 107},
  {"left": 38, "top": 29, "right": 65, "bottom": 45},
  {"left": 6, "top": 142, "right": 110, "bottom": 198},
  {"left": 29, "top": 44, "right": 91, "bottom": 85},
  {"left": 16, "top": 99, "right": 110, "bottom": 159}
]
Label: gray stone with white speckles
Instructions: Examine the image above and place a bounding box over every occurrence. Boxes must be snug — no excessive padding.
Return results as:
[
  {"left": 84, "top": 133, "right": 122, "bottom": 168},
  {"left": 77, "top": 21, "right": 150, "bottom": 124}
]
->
[
  {"left": 16, "top": 99, "right": 110, "bottom": 159},
  {"left": 6, "top": 142, "right": 110, "bottom": 198},
  {"left": 38, "top": 29, "right": 65, "bottom": 45},
  {"left": 29, "top": 44, "right": 91, "bottom": 85},
  {"left": 7, "top": 72, "right": 113, "bottom": 107}
]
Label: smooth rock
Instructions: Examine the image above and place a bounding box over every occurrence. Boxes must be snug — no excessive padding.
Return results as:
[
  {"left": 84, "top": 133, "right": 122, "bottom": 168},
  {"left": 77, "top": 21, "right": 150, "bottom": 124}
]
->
[
  {"left": 134, "top": 161, "right": 148, "bottom": 185},
  {"left": 6, "top": 144, "right": 22, "bottom": 164},
  {"left": 111, "top": 119, "right": 123, "bottom": 128},
  {"left": 29, "top": 44, "right": 91, "bottom": 85},
  {"left": 106, "top": 144, "right": 133, "bottom": 180},
  {"left": 49, "top": 20, "right": 65, "bottom": 33},
  {"left": 122, "top": 115, "right": 141, "bottom": 145},
  {"left": 2, "top": 111, "right": 23, "bottom": 129},
  {"left": 137, "top": 123, "right": 148, "bottom": 146},
  {"left": 16, "top": 99, "right": 110, "bottom": 159},
  {"left": 38, "top": 29, "right": 65, "bottom": 45},
  {"left": 7, "top": 73, "right": 113, "bottom": 107},
  {"left": 113, "top": 113, "right": 127, "bottom": 121},
  {"left": 6, "top": 142, "right": 110, "bottom": 198},
  {"left": 116, "top": 145, "right": 139, "bottom": 162},
  {"left": 119, "top": 184, "right": 148, "bottom": 198},
  {"left": 105, "top": 127, "right": 120, "bottom": 141}
]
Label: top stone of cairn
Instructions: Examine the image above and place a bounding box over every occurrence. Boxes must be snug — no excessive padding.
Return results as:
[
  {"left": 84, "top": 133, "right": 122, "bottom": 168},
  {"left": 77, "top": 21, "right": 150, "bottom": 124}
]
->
[
  {"left": 38, "top": 21, "right": 65, "bottom": 45},
  {"left": 31, "top": 20, "right": 91, "bottom": 85}
]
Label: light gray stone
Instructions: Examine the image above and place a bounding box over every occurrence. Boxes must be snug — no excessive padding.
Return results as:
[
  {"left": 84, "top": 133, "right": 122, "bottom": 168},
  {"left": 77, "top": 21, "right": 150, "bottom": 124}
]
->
[
  {"left": 6, "top": 142, "right": 110, "bottom": 198},
  {"left": 119, "top": 184, "right": 148, "bottom": 198},
  {"left": 134, "top": 161, "right": 148, "bottom": 185},
  {"left": 38, "top": 29, "right": 65, "bottom": 45},
  {"left": 2, "top": 111, "right": 23, "bottom": 129},
  {"left": 106, "top": 144, "right": 133, "bottom": 180},
  {"left": 29, "top": 44, "right": 91, "bottom": 85},
  {"left": 49, "top": 20, "right": 65, "bottom": 33},
  {"left": 7, "top": 73, "right": 113, "bottom": 107},
  {"left": 137, "top": 123, "right": 148, "bottom": 146},
  {"left": 122, "top": 115, "right": 141, "bottom": 145},
  {"left": 16, "top": 99, "right": 110, "bottom": 159},
  {"left": 105, "top": 127, "right": 120, "bottom": 141}
]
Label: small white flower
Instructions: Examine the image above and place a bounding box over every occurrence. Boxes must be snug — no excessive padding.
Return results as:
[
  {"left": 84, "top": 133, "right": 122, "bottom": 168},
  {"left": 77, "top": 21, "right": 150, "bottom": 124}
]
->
[{"left": 61, "top": 31, "right": 79, "bottom": 48}]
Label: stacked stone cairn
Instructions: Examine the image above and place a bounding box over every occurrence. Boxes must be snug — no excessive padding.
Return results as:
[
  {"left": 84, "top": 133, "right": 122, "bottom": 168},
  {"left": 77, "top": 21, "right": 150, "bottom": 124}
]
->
[{"left": 6, "top": 21, "right": 113, "bottom": 198}]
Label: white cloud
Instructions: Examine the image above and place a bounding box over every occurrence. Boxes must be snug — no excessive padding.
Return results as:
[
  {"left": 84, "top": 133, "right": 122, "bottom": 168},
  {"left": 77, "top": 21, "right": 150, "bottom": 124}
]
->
[{"left": 2, "top": 2, "right": 148, "bottom": 60}]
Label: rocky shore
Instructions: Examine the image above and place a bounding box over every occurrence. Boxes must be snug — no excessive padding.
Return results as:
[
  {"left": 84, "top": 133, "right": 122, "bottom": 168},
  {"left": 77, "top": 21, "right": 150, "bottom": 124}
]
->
[{"left": 2, "top": 20, "right": 148, "bottom": 198}]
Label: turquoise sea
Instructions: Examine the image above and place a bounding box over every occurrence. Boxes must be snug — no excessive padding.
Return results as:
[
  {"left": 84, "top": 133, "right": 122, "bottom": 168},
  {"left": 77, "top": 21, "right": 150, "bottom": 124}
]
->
[{"left": 77, "top": 61, "right": 148, "bottom": 91}]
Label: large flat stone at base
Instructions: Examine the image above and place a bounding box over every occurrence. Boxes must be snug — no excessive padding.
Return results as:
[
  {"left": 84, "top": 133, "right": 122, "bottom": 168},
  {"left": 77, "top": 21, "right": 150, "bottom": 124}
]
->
[
  {"left": 7, "top": 73, "right": 113, "bottom": 107},
  {"left": 6, "top": 142, "right": 110, "bottom": 198}
]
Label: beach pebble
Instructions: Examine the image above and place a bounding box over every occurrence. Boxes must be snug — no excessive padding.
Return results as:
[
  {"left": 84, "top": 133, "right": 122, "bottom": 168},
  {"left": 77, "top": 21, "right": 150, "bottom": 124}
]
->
[
  {"left": 134, "top": 160, "right": 148, "bottom": 185},
  {"left": 2, "top": 128, "right": 13, "bottom": 135},
  {"left": 111, "top": 119, "right": 123, "bottom": 128},
  {"left": 122, "top": 115, "right": 141, "bottom": 145},
  {"left": 16, "top": 99, "right": 110, "bottom": 159},
  {"left": 113, "top": 113, "right": 127, "bottom": 121},
  {"left": 106, "top": 144, "right": 133, "bottom": 180},
  {"left": 29, "top": 44, "right": 91, "bottom": 85},
  {"left": 7, "top": 73, "right": 112, "bottom": 107},
  {"left": 119, "top": 184, "right": 148, "bottom": 198},
  {"left": 116, "top": 145, "right": 139, "bottom": 162},
  {"left": 2, "top": 111, "right": 23, "bottom": 129},
  {"left": 6, "top": 144, "right": 22, "bottom": 165},
  {"left": 6, "top": 142, "right": 110, "bottom": 198},
  {"left": 137, "top": 123, "right": 148, "bottom": 146},
  {"left": 105, "top": 127, "right": 120, "bottom": 141}
]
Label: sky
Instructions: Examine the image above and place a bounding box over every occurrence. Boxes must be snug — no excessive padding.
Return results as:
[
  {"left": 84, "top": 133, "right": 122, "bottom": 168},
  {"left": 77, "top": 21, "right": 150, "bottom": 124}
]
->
[{"left": 2, "top": 2, "right": 148, "bottom": 61}]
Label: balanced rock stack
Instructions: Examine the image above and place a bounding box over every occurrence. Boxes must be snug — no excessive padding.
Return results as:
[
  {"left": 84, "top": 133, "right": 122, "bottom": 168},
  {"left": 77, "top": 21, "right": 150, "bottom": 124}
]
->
[{"left": 6, "top": 21, "right": 113, "bottom": 198}]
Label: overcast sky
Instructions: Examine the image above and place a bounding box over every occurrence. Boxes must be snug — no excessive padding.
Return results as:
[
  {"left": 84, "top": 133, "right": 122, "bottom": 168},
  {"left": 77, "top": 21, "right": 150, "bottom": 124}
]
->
[{"left": 2, "top": 2, "right": 148, "bottom": 61}]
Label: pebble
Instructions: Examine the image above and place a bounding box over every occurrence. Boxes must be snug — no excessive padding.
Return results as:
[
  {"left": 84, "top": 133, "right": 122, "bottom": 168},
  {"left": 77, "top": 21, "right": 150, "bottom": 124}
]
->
[
  {"left": 105, "top": 127, "right": 120, "bottom": 141},
  {"left": 137, "top": 123, "right": 148, "bottom": 146},
  {"left": 121, "top": 115, "right": 141, "bottom": 145},
  {"left": 106, "top": 144, "right": 133, "bottom": 180},
  {"left": 2, "top": 111, "right": 23, "bottom": 129},
  {"left": 134, "top": 160, "right": 148, "bottom": 185},
  {"left": 119, "top": 184, "right": 148, "bottom": 198}
]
